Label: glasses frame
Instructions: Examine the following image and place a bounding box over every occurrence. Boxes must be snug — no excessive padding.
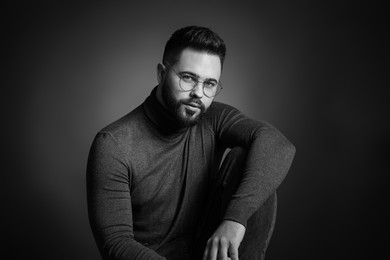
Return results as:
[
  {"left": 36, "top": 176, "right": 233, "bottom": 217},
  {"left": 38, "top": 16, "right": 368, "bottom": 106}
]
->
[{"left": 165, "top": 63, "right": 223, "bottom": 98}]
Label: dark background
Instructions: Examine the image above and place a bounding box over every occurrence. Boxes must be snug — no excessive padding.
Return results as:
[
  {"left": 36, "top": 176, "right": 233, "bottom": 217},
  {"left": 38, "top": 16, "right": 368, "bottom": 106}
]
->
[{"left": 5, "top": 1, "right": 388, "bottom": 259}]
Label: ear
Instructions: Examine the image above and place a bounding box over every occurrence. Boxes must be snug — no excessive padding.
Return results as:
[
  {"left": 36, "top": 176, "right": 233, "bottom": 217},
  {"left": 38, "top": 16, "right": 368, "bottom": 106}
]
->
[{"left": 157, "top": 63, "right": 166, "bottom": 84}]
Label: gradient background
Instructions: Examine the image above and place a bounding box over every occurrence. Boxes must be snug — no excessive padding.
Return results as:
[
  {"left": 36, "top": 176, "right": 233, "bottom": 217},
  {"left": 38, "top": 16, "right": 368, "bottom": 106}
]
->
[{"left": 6, "top": 1, "right": 387, "bottom": 259}]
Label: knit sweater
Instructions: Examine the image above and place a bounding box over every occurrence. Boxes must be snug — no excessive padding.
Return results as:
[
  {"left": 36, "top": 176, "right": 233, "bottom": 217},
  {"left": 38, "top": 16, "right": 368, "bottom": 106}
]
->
[{"left": 87, "top": 87, "right": 295, "bottom": 260}]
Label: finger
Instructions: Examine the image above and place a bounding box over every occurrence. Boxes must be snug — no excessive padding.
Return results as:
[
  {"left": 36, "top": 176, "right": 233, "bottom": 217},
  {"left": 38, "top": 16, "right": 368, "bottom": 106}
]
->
[
  {"left": 202, "top": 243, "right": 210, "bottom": 260},
  {"left": 208, "top": 238, "right": 218, "bottom": 260},
  {"left": 228, "top": 245, "right": 239, "bottom": 260},
  {"left": 218, "top": 237, "right": 228, "bottom": 260},
  {"left": 203, "top": 238, "right": 218, "bottom": 260}
]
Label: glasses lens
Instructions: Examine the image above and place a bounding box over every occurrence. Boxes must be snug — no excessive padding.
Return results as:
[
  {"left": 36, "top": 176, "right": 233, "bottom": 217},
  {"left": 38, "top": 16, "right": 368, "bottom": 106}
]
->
[
  {"left": 179, "top": 78, "right": 222, "bottom": 97},
  {"left": 179, "top": 78, "right": 195, "bottom": 91},
  {"left": 205, "top": 83, "right": 222, "bottom": 97},
  {"left": 204, "top": 85, "right": 217, "bottom": 97}
]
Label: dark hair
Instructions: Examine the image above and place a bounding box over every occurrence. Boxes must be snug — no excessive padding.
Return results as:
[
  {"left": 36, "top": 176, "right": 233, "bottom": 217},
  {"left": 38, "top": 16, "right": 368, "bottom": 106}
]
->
[{"left": 162, "top": 25, "right": 226, "bottom": 68}]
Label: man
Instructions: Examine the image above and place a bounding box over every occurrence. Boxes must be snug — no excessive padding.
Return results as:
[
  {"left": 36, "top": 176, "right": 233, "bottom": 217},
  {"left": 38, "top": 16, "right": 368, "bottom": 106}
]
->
[{"left": 87, "top": 26, "right": 295, "bottom": 260}]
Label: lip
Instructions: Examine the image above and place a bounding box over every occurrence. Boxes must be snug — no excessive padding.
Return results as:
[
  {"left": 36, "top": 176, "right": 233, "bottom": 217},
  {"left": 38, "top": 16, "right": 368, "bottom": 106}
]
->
[{"left": 186, "top": 102, "right": 201, "bottom": 108}]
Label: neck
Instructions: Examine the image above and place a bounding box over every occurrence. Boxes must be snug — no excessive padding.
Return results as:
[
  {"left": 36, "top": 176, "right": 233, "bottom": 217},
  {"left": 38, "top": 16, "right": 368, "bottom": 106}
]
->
[{"left": 143, "top": 87, "right": 189, "bottom": 136}]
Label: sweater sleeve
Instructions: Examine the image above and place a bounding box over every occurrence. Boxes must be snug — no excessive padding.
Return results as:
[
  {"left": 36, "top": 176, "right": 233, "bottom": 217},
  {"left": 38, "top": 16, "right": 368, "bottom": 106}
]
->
[
  {"left": 212, "top": 103, "right": 296, "bottom": 227},
  {"left": 86, "top": 133, "right": 166, "bottom": 260}
]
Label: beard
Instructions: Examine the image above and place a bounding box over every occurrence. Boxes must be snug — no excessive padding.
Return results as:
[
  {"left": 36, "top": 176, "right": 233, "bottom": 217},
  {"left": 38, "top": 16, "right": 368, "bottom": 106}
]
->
[{"left": 161, "top": 81, "right": 206, "bottom": 127}]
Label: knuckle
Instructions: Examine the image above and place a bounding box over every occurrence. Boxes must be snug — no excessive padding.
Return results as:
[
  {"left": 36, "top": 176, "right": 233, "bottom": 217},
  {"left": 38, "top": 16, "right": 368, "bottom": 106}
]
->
[{"left": 219, "top": 236, "right": 227, "bottom": 245}]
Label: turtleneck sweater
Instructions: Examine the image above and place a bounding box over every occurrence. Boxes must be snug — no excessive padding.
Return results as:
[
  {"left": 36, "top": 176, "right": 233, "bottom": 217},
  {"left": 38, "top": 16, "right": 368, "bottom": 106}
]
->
[{"left": 87, "top": 87, "right": 295, "bottom": 260}]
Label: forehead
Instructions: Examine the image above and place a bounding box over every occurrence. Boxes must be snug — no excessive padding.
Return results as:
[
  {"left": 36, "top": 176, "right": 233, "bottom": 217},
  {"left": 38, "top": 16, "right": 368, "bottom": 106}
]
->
[{"left": 174, "top": 48, "right": 222, "bottom": 80}]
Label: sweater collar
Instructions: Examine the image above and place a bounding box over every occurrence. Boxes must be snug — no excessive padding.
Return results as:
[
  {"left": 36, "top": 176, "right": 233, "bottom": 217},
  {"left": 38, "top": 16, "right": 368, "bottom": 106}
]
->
[{"left": 142, "top": 86, "right": 189, "bottom": 135}]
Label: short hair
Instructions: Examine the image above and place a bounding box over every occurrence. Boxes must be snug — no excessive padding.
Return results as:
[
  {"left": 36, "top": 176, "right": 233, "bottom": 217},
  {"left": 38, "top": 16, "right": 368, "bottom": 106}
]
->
[{"left": 162, "top": 25, "right": 226, "bottom": 68}]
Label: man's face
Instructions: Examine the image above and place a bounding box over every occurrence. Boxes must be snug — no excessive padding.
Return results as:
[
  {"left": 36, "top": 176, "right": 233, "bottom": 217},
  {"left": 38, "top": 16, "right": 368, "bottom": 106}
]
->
[{"left": 160, "top": 48, "right": 222, "bottom": 127}]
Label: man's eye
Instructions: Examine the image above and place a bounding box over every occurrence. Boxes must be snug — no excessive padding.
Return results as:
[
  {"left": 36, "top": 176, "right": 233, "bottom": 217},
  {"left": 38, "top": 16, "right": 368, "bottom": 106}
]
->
[
  {"left": 181, "top": 75, "right": 196, "bottom": 82},
  {"left": 204, "top": 81, "right": 217, "bottom": 88}
]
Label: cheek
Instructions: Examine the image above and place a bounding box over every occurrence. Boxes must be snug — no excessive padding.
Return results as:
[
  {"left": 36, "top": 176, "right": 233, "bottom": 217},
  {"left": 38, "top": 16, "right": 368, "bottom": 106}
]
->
[
  {"left": 164, "top": 79, "right": 181, "bottom": 99},
  {"left": 167, "top": 78, "right": 185, "bottom": 96},
  {"left": 174, "top": 91, "right": 190, "bottom": 102}
]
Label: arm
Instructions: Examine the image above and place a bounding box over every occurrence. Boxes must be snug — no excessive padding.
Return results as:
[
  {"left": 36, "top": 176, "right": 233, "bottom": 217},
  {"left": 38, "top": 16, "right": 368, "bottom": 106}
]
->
[
  {"left": 203, "top": 103, "right": 296, "bottom": 259},
  {"left": 215, "top": 103, "right": 295, "bottom": 225},
  {"left": 86, "top": 133, "right": 166, "bottom": 260}
]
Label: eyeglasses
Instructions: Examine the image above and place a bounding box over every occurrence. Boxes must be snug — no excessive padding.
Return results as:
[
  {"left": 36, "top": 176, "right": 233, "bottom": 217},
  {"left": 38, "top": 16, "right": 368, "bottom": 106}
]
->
[{"left": 166, "top": 64, "right": 223, "bottom": 98}]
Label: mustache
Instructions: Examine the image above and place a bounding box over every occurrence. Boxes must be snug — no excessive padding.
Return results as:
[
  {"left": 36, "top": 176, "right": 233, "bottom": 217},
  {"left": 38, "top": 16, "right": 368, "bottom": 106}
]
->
[{"left": 182, "top": 98, "right": 203, "bottom": 107}]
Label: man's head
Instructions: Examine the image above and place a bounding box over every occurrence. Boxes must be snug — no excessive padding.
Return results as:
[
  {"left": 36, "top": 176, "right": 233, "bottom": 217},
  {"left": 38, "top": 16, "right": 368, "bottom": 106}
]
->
[
  {"left": 156, "top": 26, "right": 226, "bottom": 127},
  {"left": 162, "top": 25, "right": 226, "bottom": 68}
]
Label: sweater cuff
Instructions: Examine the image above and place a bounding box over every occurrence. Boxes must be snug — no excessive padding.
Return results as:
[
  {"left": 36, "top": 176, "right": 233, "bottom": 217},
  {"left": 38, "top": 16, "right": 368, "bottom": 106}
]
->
[{"left": 222, "top": 207, "right": 254, "bottom": 228}]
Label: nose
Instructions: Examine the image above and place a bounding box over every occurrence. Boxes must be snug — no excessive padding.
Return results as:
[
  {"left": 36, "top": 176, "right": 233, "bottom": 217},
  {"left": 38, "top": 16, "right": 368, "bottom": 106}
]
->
[{"left": 190, "top": 82, "right": 204, "bottom": 98}]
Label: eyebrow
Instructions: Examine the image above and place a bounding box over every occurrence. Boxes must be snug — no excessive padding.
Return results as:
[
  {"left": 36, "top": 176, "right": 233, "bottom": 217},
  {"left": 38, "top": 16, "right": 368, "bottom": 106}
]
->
[{"left": 179, "top": 71, "right": 219, "bottom": 83}]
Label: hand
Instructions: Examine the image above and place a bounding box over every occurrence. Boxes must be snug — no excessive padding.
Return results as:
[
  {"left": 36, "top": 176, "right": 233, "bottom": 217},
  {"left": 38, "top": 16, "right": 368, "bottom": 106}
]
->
[{"left": 202, "top": 220, "right": 246, "bottom": 260}]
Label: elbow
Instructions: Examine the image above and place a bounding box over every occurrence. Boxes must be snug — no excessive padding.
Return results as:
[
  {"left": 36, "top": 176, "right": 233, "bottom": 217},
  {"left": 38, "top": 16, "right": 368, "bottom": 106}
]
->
[
  {"left": 259, "top": 125, "right": 296, "bottom": 170},
  {"left": 284, "top": 138, "right": 296, "bottom": 162},
  {"left": 275, "top": 130, "right": 296, "bottom": 173}
]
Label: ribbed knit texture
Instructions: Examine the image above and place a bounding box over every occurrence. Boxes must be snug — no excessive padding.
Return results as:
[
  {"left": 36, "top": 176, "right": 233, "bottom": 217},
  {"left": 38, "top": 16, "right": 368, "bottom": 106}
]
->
[{"left": 87, "top": 87, "right": 295, "bottom": 260}]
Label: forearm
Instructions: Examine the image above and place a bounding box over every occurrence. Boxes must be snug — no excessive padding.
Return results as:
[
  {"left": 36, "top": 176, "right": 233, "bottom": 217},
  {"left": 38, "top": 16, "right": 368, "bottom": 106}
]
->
[
  {"left": 221, "top": 122, "right": 296, "bottom": 226},
  {"left": 88, "top": 220, "right": 166, "bottom": 260}
]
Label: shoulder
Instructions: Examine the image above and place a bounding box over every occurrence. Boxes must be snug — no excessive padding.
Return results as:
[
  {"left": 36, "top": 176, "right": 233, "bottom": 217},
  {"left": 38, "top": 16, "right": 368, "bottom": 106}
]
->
[
  {"left": 204, "top": 101, "right": 241, "bottom": 119},
  {"left": 98, "top": 105, "right": 146, "bottom": 141},
  {"left": 203, "top": 101, "right": 244, "bottom": 123},
  {"left": 201, "top": 101, "right": 245, "bottom": 133},
  {"left": 207, "top": 101, "right": 237, "bottom": 112},
  {"left": 89, "top": 105, "right": 147, "bottom": 166}
]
